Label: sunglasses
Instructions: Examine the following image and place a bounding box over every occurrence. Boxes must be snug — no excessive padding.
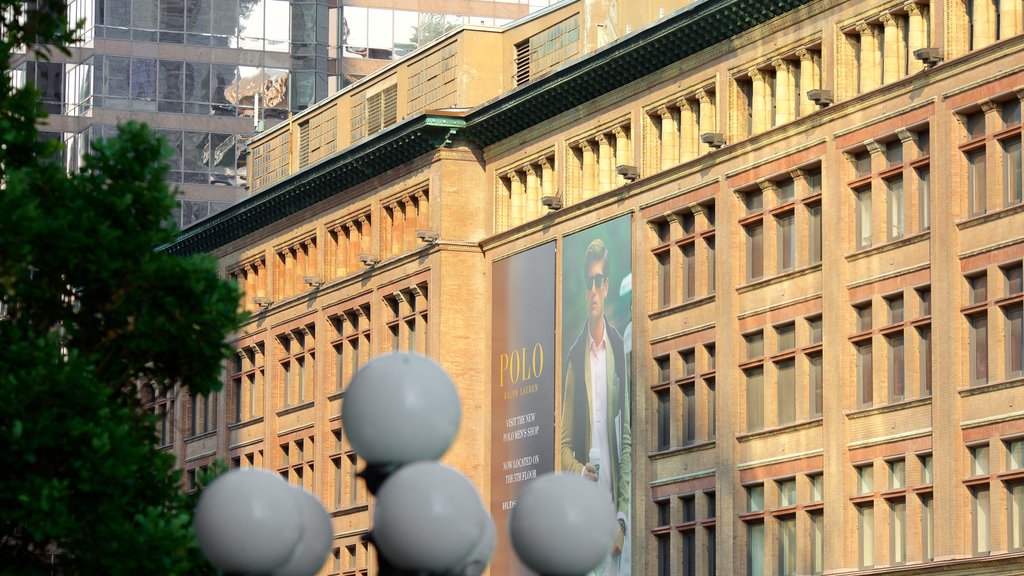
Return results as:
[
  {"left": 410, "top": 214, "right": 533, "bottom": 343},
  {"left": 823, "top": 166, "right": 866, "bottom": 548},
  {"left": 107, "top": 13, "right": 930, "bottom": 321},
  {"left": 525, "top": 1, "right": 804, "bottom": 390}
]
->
[{"left": 585, "top": 273, "right": 607, "bottom": 289}]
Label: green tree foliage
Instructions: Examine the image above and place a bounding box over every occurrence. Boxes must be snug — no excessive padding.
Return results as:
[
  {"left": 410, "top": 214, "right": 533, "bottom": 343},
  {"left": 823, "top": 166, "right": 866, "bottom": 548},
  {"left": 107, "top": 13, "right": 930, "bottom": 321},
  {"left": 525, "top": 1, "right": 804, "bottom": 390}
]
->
[{"left": 0, "top": 2, "right": 244, "bottom": 573}]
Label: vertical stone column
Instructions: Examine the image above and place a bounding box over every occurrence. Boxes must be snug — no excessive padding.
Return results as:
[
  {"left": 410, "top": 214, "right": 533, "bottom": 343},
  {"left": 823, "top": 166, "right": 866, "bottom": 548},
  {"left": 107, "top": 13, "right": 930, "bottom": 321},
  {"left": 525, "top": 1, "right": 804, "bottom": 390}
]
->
[
  {"left": 772, "top": 59, "right": 796, "bottom": 124},
  {"left": 597, "top": 134, "right": 613, "bottom": 193},
  {"left": 905, "top": 3, "right": 926, "bottom": 74},
  {"left": 539, "top": 157, "right": 554, "bottom": 199},
  {"left": 389, "top": 202, "right": 403, "bottom": 256},
  {"left": 857, "top": 22, "right": 880, "bottom": 92},
  {"left": 581, "top": 141, "right": 597, "bottom": 199},
  {"left": 357, "top": 215, "right": 370, "bottom": 261},
  {"left": 797, "top": 49, "right": 817, "bottom": 116},
  {"left": 283, "top": 247, "right": 295, "bottom": 298},
  {"left": 254, "top": 259, "right": 266, "bottom": 298},
  {"left": 244, "top": 266, "right": 256, "bottom": 310},
  {"left": 749, "top": 68, "right": 768, "bottom": 134},
  {"left": 790, "top": 169, "right": 808, "bottom": 267},
  {"left": 415, "top": 190, "right": 429, "bottom": 232},
  {"left": 758, "top": 179, "right": 779, "bottom": 274},
  {"left": 658, "top": 106, "right": 678, "bottom": 169},
  {"left": 1000, "top": 0, "right": 1022, "bottom": 38},
  {"left": 613, "top": 127, "right": 630, "bottom": 185},
  {"left": 346, "top": 222, "right": 358, "bottom": 273},
  {"left": 897, "top": 128, "right": 918, "bottom": 231},
  {"left": 508, "top": 171, "right": 524, "bottom": 226},
  {"left": 403, "top": 198, "right": 417, "bottom": 249},
  {"left": 697, "top": 90, "right": 716, "bottom": 152},
  {"left": 295, "top": 244, "right": 305, "bottom": 290},
  {"left": 976, "top": 0, "right": 997, "bottom": 48},
  {"left": 253, "top": 344, "right": 264, "bottom": 417},
  {"left": 881, "top": 13, "right": 900, "bottom": 84},
  {"left": 525, "top": 164, "right": 540, "bottom": 220},
  {"left": 677, "top": 98, "right": 696, "bottom": 163}
]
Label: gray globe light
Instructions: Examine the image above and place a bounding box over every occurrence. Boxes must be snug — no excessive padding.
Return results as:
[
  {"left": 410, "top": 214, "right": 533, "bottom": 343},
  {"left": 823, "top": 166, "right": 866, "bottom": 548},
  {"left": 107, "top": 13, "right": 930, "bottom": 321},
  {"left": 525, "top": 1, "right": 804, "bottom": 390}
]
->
[
  {"left": 455, "top": 513, "right": 496, "bottom": 576},
  {"left": 342, "top": 352, "right": 460, "bottom": 465},
  {"left": 372, "top": 461, "right": 488, "bottom": 573},
  {"left": 509, "top": 473, "right": 618, "bottom": 576},
  {"left": 270, "top": 487, "right": 334, "bottom": 576},
  {"left": 194, "top": 469, "right": 303, "bottom": 574}
]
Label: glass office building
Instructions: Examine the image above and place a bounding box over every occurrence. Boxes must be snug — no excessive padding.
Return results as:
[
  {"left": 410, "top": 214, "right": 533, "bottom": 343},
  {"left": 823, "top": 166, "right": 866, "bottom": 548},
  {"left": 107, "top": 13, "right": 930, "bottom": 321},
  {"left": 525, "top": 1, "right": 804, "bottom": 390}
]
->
[{"left": 13, "top": 0, "right": 554, "bottom": 227}]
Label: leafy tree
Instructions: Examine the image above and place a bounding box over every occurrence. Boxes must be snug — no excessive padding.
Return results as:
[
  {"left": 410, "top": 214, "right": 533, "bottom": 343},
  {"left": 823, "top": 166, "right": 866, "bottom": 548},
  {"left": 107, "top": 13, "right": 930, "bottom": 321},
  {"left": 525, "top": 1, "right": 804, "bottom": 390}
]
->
[{"left": 0, "top": 2, "right": 244, "bottom": 573}]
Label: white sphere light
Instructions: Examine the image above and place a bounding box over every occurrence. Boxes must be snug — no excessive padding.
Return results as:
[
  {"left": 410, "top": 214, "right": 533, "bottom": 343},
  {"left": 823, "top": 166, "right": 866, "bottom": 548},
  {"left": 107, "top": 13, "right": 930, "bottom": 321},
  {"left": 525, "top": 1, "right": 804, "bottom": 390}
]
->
[
  {"left": 372, "top": 461, "right": 488, "bottom": 573},
  {"left": 194, "top": 469, "right": 303, "bottom": 574},
  {"left": 343, "top": 353, "right": 460, "bottom": 465},
  {"left": 270, "top": 488, "right": 334, "bottom": 576},
  {"left": 509, "top": 473, "right": 618, "bottom": 576}
]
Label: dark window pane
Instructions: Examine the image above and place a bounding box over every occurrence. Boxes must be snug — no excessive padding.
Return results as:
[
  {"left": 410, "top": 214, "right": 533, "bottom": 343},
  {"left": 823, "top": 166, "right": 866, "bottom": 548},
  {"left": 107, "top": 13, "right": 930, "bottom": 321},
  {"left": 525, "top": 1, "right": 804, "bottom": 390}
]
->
[
  {"left": 184, "top": 62, "right": 210, "bottom": 103},
  {"left": 158, "top": 60, "right": 183, "bottom": 101},
  {"left": 130, "top": 58, "right": 157, "bottom": 99}
]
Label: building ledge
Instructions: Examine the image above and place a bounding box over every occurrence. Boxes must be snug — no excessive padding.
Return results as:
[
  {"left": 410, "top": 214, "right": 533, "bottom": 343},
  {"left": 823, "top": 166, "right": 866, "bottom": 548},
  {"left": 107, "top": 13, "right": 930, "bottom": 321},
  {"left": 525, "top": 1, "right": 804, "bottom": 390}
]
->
[
  {"left": 736, "top": 417, "right": 822, "bottom": 443},
  {"left": 737, "top": 263, "right": 821, "bottom": 294},
  {"left": 648, "top": 440, "right": 715, "bottom": 460},
  {"left": 846, "top": 396, "right": 932, "bottom": 420},
  {"left": 845, "top": 230, "right": 930, "bottom": 263},
  {"left": 959, "top": 376, "right": 1024, "bottom": 398}
]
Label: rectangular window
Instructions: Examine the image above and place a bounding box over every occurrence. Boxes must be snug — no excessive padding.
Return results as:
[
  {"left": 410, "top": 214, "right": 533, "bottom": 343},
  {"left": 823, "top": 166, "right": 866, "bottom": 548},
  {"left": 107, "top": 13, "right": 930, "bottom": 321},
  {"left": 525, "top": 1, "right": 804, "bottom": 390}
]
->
[
  {"left": 920, "top": 327, "right": 932, "bottom": 396},
  {"left": 777, "top": 213, "right": 795, "bottom": 271},
  {"left": 747, "top": 522, "right": 765, "bottom": 576},
  {"left": 916, "top": 128, "right": 930, "bottom": 156},
  {"left": 746, "top": 222, "right": 764, "bottom": 281},
  {"left": 706, "top": 492, "right": 716, "bottom": 518},
  {"left": 1007, "top": 304, "right": 1023, "bottom": 377},
  {"left": 857, "top": 464, "right": 874, "bottom": 494},
  {"left": 706, "top": 526, "right": 717, "bottom": 576},
  {"left": 856, "top": 188, "right": 872, "bottom": 248},
  {"left": 681, "top": 495, "right": 696, "bottom": 522},
  {"left": 918, "top": 167, "right": 930, "bottom": 230},
  {"left": 968, "top": 148, "right": 987, "bottom": 216},
  {"left": 747, "top": 484, "right": 765, "bottom": 512},
  {"left": 967, "top": 111, "right": 986, "bottom": 139},
  {"left": 706, "top": 379, "right": 716, "bottom": 440},
  {"left": 808, "top": 203, "right": 822, "bottom": 265},
  {"left": 809, "top": 354, "right": 823, "bottom": 417},
  {"left": 657, "top": 251, "right": 671, "bottom": 308},
  {"left": 810, "top": 512, "right": 824, "bottom": 574},
  {"left": 921, "top": 495, "right": 934, "bottom": 561},
  {"left": 656, "top": 499, "right": 671, "bottom": 526},
  {"left": 1008, "top": 264, "right": 1024, "bottom": 295},
  {"left": 809, "top": 316, "right": 823, "bottom": 344},
  {"left": 971, "top": 274, "right": 989, "bottom": 304},
  {"left": 657, "top": 389, "right": 671, "bottom": 451},
  {"left": 888, "top": 335, "right": 905, "bottom": 402},
  {"left": 887, "top": 177, "right": 904, "bottom": 240},
  {"left": 779, "top": 479, "right": 797, "bottom": 507},
  {"left": 970, "top": 313, "right": 989, "bottom": 385},
  {"left": 810, "top": 474, "right": 824, "bottom": 502},
  {"left": 971, "top": 444, "right": 990, "bottom": 476},
  {"left": 776, "top": 323, "right": 796, "bottom": 351},
  {"left": 657, "top": 534, "right": 670, "bottom": 576},
  {"left": 891, "top": 499, "right": 906, "bottom": 564},
  {"left": 682, "top": 383, "right": 696, "bottom": 446},
  {"left": 778, "top": 516, "right": 796, "bottom": 576},
  {"left": 657, "top": 356, "right": 671, "bottom": 384},
  {"left": 777, "top": 359, "right": 796, "bottom": 426},
  {"left": 854, "top": 150, "right": 872, "bottom": 178},
  {"left": 888, "top": 295, "right": 905, "bottom": 324},
  {"left": 706, "top": 237, "right": 716, "bottom": 294},
  {"left": 745, "top": 189, "right": 764, "bottom": 214},
  {"left": 858, "top": 504, "right": 874, "bottom": 568},
  {"left": 746, "top": 331, "right": 764, "bottom": 359},
  {"left": 682, "top": 530, "right": 696, "bottom": 576},
  {"left": 1010, "top": 481, "right": 1024, "bottom": 550},
  {"left": 1005, "top": 136, "right": 1022, "bottom": 206},
  {"left": 1009, "top": 439, "right": 1024, "bottom": 470},
  {"left": 973, "top": 486, "right": 991, "bottom": 555},
  {"left": 921, "top": 454, "right": 933, "bottom": 484},
  {"left": 886, "top": 140, "right": 903, "bottom": 167},
  {"left": 682, "top": 243, "right": 696, "bottom": 301},
  {"left": 682, "top": 349, "right": 696, "bottom": 376},
  {"left": 918, "top": 287, "right": 932, "bottom": 316},
  {"left": 889, "top": 459, "right": 906, "bottom": 489},
  {"left": 1004, "top": 100, "right": 1022, "bottom": 127},
  {"left": 777, "top": 178, "right": 795, "bottom": 203},
  {"left": 857, "top": 342, "right": 874, "bottom": 407},
  {"left": 746, "top": 368, "right": 764, "bottom": 432}
]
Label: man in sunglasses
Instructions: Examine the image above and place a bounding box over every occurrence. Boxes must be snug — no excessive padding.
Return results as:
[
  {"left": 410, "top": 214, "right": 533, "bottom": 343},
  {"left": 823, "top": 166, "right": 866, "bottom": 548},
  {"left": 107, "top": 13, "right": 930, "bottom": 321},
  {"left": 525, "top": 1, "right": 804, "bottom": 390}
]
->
[{"left": 560, "top": 238, "right": 631, "bottom": 575}]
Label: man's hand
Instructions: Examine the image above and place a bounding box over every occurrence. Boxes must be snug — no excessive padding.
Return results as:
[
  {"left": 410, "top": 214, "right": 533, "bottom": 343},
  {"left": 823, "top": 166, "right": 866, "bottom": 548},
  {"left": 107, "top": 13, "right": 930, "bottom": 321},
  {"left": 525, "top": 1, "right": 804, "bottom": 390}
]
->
[
  {"left": 612, "top": 524, "right": 625, "bottom": 556},
  {"left": 582, "top": 462, "right": 598, "bottom": 482}
]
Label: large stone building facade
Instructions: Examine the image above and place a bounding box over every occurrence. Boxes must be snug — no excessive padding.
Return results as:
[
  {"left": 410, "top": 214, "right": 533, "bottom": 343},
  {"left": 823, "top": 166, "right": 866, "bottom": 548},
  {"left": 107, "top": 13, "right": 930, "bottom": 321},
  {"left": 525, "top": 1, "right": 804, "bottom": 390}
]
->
[{"left": 163, "top": 0, "right": 1024, "bottom": 573}]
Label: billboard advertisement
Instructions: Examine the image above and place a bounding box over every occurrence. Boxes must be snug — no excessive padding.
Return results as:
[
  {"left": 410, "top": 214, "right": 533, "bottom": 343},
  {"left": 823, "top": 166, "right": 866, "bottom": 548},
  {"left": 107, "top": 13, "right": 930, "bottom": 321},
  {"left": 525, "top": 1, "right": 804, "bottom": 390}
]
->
[
  {"left": 560, "top": 215, "right": 633, "bottom": 575},
  {"left": 490, "top": 241, "right": 556, "bottom": 575}
]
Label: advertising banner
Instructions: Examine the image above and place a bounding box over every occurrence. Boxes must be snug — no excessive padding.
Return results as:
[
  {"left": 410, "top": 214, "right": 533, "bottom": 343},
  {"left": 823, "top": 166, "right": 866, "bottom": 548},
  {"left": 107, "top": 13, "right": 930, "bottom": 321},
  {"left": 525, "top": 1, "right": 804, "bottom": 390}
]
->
[
  {"left": 490, "top": 241, "right": 556, "bottom": 575},
  {"left": 560, "top": 215, "right": 633, "bottom": 575}
]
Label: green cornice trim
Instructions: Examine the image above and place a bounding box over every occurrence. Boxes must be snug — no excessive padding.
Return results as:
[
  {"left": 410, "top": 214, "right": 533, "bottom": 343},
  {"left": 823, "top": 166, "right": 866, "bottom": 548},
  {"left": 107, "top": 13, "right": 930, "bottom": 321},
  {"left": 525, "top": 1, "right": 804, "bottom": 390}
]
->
[
  {"left": 162, "top": 115, "right": 464, "bottom": 256},
  {"left": 164, "top": 0, "right": 814, "bottom": 256}
]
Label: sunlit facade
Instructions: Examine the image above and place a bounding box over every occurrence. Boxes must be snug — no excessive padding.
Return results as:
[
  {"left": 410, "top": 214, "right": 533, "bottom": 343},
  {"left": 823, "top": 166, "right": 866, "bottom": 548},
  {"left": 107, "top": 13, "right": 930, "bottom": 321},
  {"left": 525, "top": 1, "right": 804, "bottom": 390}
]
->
[{"left": 161, "top": 0, "right": 1024, "bottom": 574}]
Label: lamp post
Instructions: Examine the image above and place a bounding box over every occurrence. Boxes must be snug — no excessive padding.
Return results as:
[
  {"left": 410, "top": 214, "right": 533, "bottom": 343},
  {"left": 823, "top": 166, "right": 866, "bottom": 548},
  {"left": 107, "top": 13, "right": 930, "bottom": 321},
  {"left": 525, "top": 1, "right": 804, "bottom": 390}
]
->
[{"left": 196, "top": 352, "right": 618, "bottom": 576}]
